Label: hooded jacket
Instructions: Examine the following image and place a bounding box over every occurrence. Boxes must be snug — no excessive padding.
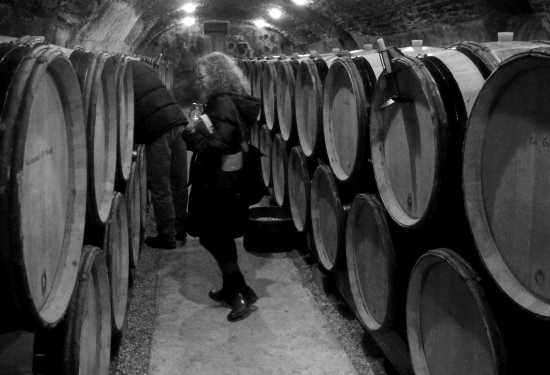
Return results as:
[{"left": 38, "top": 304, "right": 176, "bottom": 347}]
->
[{"left": 132, "top": 61, "right": 188, "bottom": 144}]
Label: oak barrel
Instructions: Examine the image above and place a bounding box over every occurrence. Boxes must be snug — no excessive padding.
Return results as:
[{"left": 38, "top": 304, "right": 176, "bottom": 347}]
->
[
  {"left": 271, "top": 133, "right": 289, "bottom": 207},
  {"left": 463, "top": 47, "right": 550, "bottom": 317},
  {"left": 250, "top": 59, "right": 264, "bottom": 121},
  {"left": 310, "top": 164, "right": 350, "bottom": 272},
  {"left": 259, "top": 123, "right": 273, "bottom": 187},
  {"left": 288, "top": 146, "right": 315, "bottom": 233},
  {"left": 295, "top": 57, "right": 330, "bottom": 160},
  {"left": 323, "top": 55, "right": 377, "bottom": 185},
  {"left": 0, "top": 41, "right": 87, "bottom": 330},
  {"left": 136, "top": 144, "right": 148, "bottom": 230},
  {"left": 70, "top": 49, "right": 118, "bottom": 227},
  {"left": 261, "top": 59, "right": 280, "bottom": 132},
  {"left": 406, "top": 248, "right": 506, "bottom": 375},
  {"left": 346, "top": 194, "right": 401, "bottom": 332},
  {"left": 114, "top": 55, "right": 135, "bottom": 187},
  {"left": 370, "top": 56, "right": 449, "bottom": 229},
  {"left": 33, "top": 245, "right": 112, "bottom": 375},
  {"left": 125, "top": 161, "right": 141, "bottom": 269},
  {"left": 102, "top": 192, "right": 130, "bottom": 334},
  {"left": 276, "top": 59, "right": 300, "bottom": 143}
]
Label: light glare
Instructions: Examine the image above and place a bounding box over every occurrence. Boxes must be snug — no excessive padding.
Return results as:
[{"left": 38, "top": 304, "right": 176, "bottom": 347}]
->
[
  {"left": 181, "top": 16, "right": 195, "bottom": 26},
  {"left": 254, "top": 19, "right": 267, "bottom": 28},
  {"left": 292, "top": 0, "right": 307, "bottom": 5},
  {"left": 180, "top": 3, "right": 196, "bottom": 13},
  {"left": 269, "top": 8, "right": 282, "bottom": 19}
]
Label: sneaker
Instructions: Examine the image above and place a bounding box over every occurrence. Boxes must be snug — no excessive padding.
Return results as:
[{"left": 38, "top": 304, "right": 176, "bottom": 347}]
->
[{"left": 145, "top": 236, "right": 177, "bottom": 250}]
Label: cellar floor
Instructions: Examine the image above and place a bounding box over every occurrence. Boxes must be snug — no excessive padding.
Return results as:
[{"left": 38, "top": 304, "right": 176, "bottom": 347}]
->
[{"left": 0, "top": 212, "right": 391, "bottom": 375}]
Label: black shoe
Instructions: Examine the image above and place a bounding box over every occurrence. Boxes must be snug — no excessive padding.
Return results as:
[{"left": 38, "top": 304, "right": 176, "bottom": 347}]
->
[
  {"left": 227, "top": 293, "right": 252, "bottom": 322},
  {"left": 243, "top": 287, "right": 259, "bottom": 305},
  {"left": 208, "top": 288, "right": 230, "bottom": 303},
  {"left": 145, "top": 236, "right": 176, "bottom": 250}
]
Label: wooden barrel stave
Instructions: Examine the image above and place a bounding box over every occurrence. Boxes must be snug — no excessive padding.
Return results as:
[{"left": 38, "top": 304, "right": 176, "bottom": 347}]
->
[{"left": 287, "top": 146, "right": 317, "bottom": 233}]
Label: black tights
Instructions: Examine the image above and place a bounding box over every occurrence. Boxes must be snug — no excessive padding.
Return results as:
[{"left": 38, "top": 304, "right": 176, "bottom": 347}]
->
[{"left": 199, "top": 235, "right": 247, "bottom": 296}]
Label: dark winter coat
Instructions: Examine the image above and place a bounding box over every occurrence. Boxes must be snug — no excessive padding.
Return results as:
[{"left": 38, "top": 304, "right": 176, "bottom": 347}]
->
[
  {"left": 182, "top": 93, "right": 262, "bottom": 238},
  {"left": 132, "top": 61, "right": 188, "bottom": 144}
]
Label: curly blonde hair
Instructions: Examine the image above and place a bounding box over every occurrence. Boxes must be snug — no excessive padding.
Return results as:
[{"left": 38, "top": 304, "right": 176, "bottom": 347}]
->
[{"left": 197, "top": 52, "right": 249, "bottom": 99}]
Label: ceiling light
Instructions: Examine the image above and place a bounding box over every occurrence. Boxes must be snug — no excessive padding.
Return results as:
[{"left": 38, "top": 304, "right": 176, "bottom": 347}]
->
[
  {"left": 254, "top": 19, "right": 267, "bottom": 28},
  {"left": 269, "top": 8, "right": 282, "bottom": 19},
  {"left": 181, "top": 16, "right": 196, "bottom": 26},
  {"left": 292, "top": 0, "right": 307, "bottom": 5},
  {"left": 180, "top": 3, "right": 196, "bottom": 13}
]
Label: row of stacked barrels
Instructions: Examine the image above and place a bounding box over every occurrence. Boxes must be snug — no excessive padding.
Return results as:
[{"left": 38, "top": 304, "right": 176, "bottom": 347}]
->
[
  {"left": 240, "top": 35, "right": 550, "bottom": 375},
  {"left": 0, "top": 35, "right": 162, "bottom": 374}
]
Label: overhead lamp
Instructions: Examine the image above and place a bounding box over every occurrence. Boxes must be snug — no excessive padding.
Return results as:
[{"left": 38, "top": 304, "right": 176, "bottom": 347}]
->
[
  {"left": 254, "top": 19, "right": 267, "bottom": 28},
  {"left": 269, "top": 8, "right": 282, "bottom": 19},
  {"left": 292, "top": 0, "right": 307, "bottom": 5},
  {"left": 180, "top": 3, "right": 196, "bottom": 13},
  {"left": 181, "top": 16, "right": 196, "bottom": 26}
]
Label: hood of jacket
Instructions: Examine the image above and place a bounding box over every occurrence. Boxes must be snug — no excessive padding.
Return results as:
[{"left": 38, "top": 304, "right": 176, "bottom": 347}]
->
[{"left": 208, "top": 92, "right": 261, "bottom": 125}]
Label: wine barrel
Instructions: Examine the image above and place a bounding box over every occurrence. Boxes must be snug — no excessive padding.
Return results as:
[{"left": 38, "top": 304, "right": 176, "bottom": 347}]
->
[
  {"left": 287, "top": 146, "right": 316, "bottom": 233},
  {"left": 271, "top": 133, "right": 289, "bottom": 207},
  {"left": 310, "top": 164, "right": 350, "bottom": 272},
  {"left": 406, "top": 248, "right": 506, "bottom": 375},
  {"left": 250, "top": 59, "right": 264, "bottom": 104},
  {"left": 33, "top": 245, "right": 112, "bottom": 375},
  {"left": 323, "top": 55, "right": 377, "bottom": 185},
  {"left": 166, "top": 61, "right": 174, "bottom": 92},
  {"left": 453, "top": 40, "right": 550, "bottom": 77},
  {"left": 345, "top": 192, "right": 425, "bottom": 333},
  {"left": 125, "top": 161, "right": 141, "bottom": 269},
  {"left": 276, "top": 59, "right": 300, "bottom": 144},
  {"left": 262, "top": 59, "right": 281, "bottom": 132},
  {"left": 259, "top": 123, "right": 273, "bottom": 187},
  {"left": 463, "top": 47, "right": 550, "bottom": 318},
  {"left": 295, "top": 57, "right": 330, "bottom": 160},
  {"left": 136, "top": 145, "right": 148, "bottom": 231},
  {"left": 102, "top": 192, "right": 130, "bottom": 334},
  {"left": 0, "top": 41, "right": 87, "bottom": 330},
  {"left": 250, "top": 121, "right": 261, "bottom": 148},
  {"left": 114, "top": 55, "right": 135, "bottom": 187},
  {"left": 241, "top": 59, "right": 253, "bottom": 96},
  {"left": 69, "top": 49, "right": 118, "bottom": 227},
  {"left": 370, "top": 55, "right": 451, "bottom": 229}
]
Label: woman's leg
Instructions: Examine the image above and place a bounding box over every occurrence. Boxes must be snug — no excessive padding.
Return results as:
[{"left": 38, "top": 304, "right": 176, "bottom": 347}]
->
[{"left": 199, "top": 235, "right": 246, "bottom": 296}]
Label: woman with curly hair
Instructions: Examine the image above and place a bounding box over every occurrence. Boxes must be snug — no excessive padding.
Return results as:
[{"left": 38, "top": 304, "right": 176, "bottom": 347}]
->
[{"left": 182, "top": 52, "right": 262, "bottom": 322}]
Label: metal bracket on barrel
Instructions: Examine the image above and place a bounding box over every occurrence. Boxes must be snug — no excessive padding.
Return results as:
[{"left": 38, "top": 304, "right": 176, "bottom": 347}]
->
[{"left": 377, "top": 38, "right": 411, "bottom": 108}]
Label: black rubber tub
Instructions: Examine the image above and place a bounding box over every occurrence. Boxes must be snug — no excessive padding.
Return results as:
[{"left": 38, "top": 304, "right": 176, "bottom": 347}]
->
[{"left": 243, "top": 206, "right": 299, "bottom": 252}]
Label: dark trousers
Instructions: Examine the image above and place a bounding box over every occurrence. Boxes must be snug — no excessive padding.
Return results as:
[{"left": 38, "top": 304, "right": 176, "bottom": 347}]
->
[
  {"left": 146, "top": 127, "right": 188, "bottom": 240},
  {"left": 200, "top": 235, "right": 247, "bottom": 296}
]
